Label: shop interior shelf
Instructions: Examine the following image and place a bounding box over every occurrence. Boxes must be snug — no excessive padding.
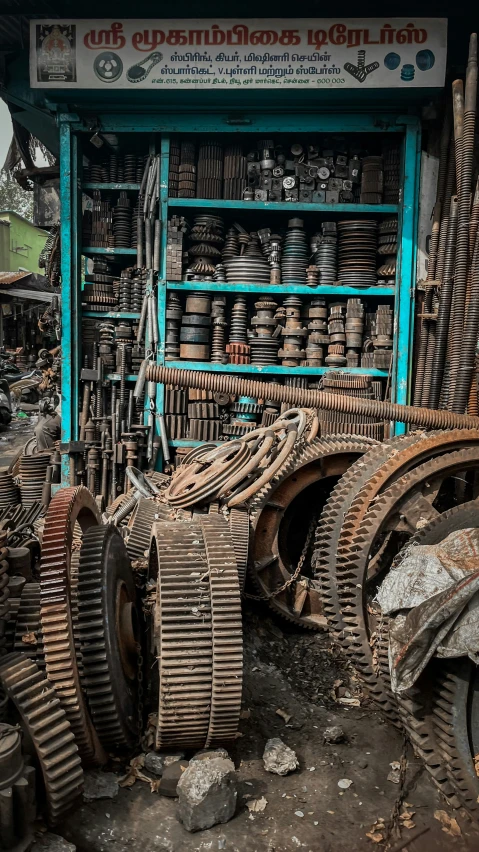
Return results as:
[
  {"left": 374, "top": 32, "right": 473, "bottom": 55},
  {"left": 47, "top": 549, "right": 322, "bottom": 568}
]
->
[
  {"left": 82, "top": 183, "right": 141, "bottom": 190},
  {"left": 168, "top": 198, "right": 400, "bottom": 214},
  {"left": 166, "top": 281, "right": 395, "bottom": 297},
  {"left": 82, "top": 247, "right": 138, "bottom": 255},
  {"left": 82, "top": 311, "right": 141, "bottom": 319},
  {"left": 165, "top": 360, "right": 388, "bottom": 377}
]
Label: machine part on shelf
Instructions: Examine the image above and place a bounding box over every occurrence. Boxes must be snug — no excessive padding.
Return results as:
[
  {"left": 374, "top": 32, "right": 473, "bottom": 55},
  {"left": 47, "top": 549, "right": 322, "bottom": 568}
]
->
[
  {"left": 229, "top": 506, "right": 250, "bottom": 593},
  {"left": 39, "top": 487, "right": 105, "bottom": 766},
  {"left": 0, "top": 721, "right": 36, "bottom": 851},
  {"left": 0, "top": 652, "right": 84, "bottom": 824},
  {"left": 337, "top": 220, "right": 378, "bottom": 286},
  {"left": 76, "top": 525, "right": 140, "bottom": 749},
  {"left": 151, "top": 515, "right": 242, "bottom": 750},
  {"left": 248, "top": 435, "right": 377, "bottom": 629},
  {"left": 281, "top": 219, "right": 309, "bottom": 286},
  {"left": 145, "top": 364, "right": 479, "bottom": 431}
]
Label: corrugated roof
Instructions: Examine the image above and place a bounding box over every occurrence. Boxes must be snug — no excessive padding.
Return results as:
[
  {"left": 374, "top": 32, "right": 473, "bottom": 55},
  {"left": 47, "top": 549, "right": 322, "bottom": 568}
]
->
[{"left": 0, "top": 271, "right": 32, "bottom": 285}]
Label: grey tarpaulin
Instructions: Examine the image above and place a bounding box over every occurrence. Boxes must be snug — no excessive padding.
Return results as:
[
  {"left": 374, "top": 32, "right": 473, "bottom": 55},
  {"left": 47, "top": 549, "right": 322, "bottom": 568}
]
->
[{"left": 376, "top": 529, "right": 479, "bottom": 693}]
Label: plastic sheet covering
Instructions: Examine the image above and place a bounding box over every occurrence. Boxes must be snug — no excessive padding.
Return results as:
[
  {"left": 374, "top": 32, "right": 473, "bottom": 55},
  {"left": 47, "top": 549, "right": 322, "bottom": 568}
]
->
[{"left": 376, "top": 528, "right": 479, "bottom": 692}]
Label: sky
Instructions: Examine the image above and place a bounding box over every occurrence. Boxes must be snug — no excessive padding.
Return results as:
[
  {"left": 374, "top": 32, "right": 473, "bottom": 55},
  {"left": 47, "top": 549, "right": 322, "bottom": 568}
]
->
[{"left": 0, "top": 100, "right": 13, "bottom": 169}]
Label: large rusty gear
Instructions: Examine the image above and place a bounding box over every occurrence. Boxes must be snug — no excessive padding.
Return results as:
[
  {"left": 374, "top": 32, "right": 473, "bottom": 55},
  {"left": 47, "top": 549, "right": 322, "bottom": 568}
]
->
[
  {"left": 13, "top": 582, "right": 44, "bottom": 669},
  {"left": 248, "top": 435, "right": 378, "bottom": 629},
  {"left": 228, "top": 507, "right": 249, "bottom": 593},
  {"left": 199, "top": 514, "right": 243, "bottom": 747},
  {"left": 152, "top": 520, "right": 213, "bottom": 749},
  {"left": 76, "top": 525, "right": 140, "bottom": 750},
  {"left": 320, "top": 428, "right": 479, "bottom": 644},
  {"left": 0, "top": 652, "right": 84, "bottom": 824},
  {"left": 334, "top": 448, "right": 479, "bottom": 717},
  {"left": 39, "top": 486, "right": 105, "bottom": 766},
  {"left": 126, "top": 497, "right": 172, "bottom": 561}
]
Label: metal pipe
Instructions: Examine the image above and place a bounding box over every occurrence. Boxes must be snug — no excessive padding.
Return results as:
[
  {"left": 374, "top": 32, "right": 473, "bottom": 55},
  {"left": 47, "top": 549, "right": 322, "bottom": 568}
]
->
[
  {"left": 429, "top": 196, "right": 459, "bottom": 408},
  {"left": 145, "top": 363, "right": 479, "bottom": 431},
  {"left": 157, "top": 414, "right": 171, "bottom": 465},
  {"left": 451, "top": 224, "right": 479, "bottom": 412},
  {"left": 137, "top": 292, "right": 148, "bottom": 345}
]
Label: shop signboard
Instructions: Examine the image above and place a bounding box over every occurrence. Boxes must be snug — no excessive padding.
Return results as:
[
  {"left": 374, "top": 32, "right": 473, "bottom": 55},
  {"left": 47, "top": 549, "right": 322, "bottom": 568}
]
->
[{"left": 30, "top": 18, "right": 447, "bottom": 90}]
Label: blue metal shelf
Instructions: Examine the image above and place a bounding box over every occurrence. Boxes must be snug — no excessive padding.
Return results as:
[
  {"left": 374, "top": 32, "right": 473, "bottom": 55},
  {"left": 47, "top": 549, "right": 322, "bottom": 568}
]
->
[
  {"left": 168, "top": 439, "right": 221, "bottom": 448},
  {"left": 166, "top": 281, "right": 395, "bottom": 297},
  {"left": 168, "top": 198, "right": 399, "bottom": 214},
  {"left": 82, "top": 247, "right": 137, "bottom": 255},
  {"left": 167, "top": 360, "right": 388, "bottom": 377},
  {"left": 82, "top": 183, "right": 140, "bottom": 190},
  {"left": 82, "top": 311, "right": 141, "bottom": 319}
]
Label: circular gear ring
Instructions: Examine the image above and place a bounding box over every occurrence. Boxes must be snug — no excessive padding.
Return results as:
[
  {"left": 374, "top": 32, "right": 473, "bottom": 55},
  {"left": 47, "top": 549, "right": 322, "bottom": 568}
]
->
[
  {"left": 76, "top": 525, "right": 140, "bottom": 750},
  {"left": 228, "top": 507, "right": 249, "bottom": 593},
  {"left": 0, "top": 651, "right": 84, "bottom": 824},
  {"left": 249, "top": 435, "right": 378, "bottom": 629},
  {"left": 40, "top": 486, "right": 104, "bottom": 765}
]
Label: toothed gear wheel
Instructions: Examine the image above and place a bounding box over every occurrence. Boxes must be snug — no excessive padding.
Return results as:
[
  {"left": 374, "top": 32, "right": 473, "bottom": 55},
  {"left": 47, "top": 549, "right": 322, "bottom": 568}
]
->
[
  {"left": 229, "top": 507, "right": 249, "bottom": 593},
  {"left": 199, "top": 514, "right": 243, "bottom": 747},
  {"left": 126, "top": 497, "right": 171, "bottom": 560},
  {"left": 40, "top": 486, "right": 104, "bottom": 766},
  {"left": 76, "top": 525, "right": 140, "bottom": 749},
  {"left": 0, "top": 652, "right": 84, "bottom": 824},
  {"left": 249, "top": 435, "right": 378, "bottom": 629},
  {"left": 14, "top": 583, "right": 44, "bottom": 669}
]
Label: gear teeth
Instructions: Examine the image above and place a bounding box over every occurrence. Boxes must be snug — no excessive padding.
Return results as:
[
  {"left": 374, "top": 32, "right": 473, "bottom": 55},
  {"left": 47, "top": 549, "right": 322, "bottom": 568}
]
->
[
  {"left": 126, "top": 497, "right": 172, "bottom": 560},
  {"left": 228, "top": 507, "right": 249, "bottom": 593},
  {"left": 0, "top": 651, "right": 84, "bottom": 824},
  {"left": 13, "top": 582, "right": 44, "bottom": 668}
]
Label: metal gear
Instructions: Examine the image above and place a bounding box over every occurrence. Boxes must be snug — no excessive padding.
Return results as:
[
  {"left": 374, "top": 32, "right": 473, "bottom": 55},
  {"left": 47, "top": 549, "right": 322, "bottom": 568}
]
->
[
  {"left": 13, "top": 583, "right": 44, "bottom": 669},
  {"left": 249, "top": 435, "right": 377, "bottom": 629},
  {"left": 334, "top": 447, "right": 479, "bottom": 718},
  {"left": 39, "top": 486, "right": 105, "bottom": 766},
  {"left": 76, "top": 525, "right": 140, "bottom": 749},
  {"left": 0, "top": 652, "right": 84, "bottom": 824},
  {"left": 229, "top": 507, "right": 249, "bottom": 593},
  {"left": 0, "top": 721, "right": 36, "bottom": 851},
  {"left": 126, "top": 497, "right": 171, "bottom": 561}
]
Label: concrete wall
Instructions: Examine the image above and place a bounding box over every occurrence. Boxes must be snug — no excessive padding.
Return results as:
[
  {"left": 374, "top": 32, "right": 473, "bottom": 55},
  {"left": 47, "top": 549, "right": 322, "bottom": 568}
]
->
[{"left": 0, "top": 211, "right": 48, "bottom": 274}]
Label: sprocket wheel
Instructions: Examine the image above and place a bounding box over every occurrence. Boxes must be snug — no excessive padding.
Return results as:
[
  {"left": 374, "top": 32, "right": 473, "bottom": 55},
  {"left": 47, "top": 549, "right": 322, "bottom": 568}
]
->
[
  {"left": 40, "top": 486, "right": 105, "bottom": 766},
  {"left": 0, "top": 651, "right": 84, "bottom": 824},
  {"left": 76, "top": 524, "right": 140, "bottom": 750}
]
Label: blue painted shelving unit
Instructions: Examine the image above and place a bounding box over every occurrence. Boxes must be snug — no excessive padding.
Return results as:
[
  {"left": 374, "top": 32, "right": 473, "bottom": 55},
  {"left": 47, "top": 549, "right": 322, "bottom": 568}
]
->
[{"left": 59, "top": 111, "right": 420, "bottom": 483}]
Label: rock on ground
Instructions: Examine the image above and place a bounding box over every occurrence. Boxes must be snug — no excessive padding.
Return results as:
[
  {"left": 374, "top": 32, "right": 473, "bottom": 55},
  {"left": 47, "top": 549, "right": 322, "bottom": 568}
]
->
[
  {"left": 83, "top": 771, "right": 119, "bottom": 802},
  {"left": 31, "top": 834, "right": 76, "bottom": 852},
  {"left": 323, "top": 725, "right": 346, "bottom": 744},
  {"left": 177, "top": 757, "right": 237, "bottom": 832},
  {"left": 263, "top": 738, "right": 299, "bottom": 776},
  {"left": 190, "top": 749, "right": 229, "bottom": 762},
  {"left": 158, "top": 760, "right": 189, "bottom": 797}
]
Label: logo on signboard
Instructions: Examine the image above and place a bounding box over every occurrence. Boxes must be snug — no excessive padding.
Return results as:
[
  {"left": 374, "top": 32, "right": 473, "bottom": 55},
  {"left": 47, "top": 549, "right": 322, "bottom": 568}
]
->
[{"left": 36, "top": 24, "right": 77, "bottom": 83}]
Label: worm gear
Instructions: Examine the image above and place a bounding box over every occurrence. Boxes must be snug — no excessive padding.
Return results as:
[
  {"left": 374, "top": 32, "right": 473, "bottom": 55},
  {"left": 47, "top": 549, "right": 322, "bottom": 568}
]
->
[
  {"left": 76, "top": 525, "right": 140, "bottom": 750},
  {"left": 39, "top": 486, "right": 105, "bottom": 766},
  {"left": 0, "top": 652, "right": 84, "bottom": 824},
  {"left": 249, "top": 435, "right": 377, "bottom": 629}
]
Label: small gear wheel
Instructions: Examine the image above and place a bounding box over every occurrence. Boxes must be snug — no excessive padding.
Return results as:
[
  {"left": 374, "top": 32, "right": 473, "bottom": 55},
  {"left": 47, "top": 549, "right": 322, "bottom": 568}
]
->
[{"left": 76, "top": 525, "right": 140, "bottom": 749}]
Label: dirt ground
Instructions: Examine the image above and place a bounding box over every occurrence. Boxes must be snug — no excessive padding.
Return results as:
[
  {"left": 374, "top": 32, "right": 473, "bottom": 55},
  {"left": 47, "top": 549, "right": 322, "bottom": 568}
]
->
[{"left": 58, "top": 606, "right": 479, "bottom": 852}]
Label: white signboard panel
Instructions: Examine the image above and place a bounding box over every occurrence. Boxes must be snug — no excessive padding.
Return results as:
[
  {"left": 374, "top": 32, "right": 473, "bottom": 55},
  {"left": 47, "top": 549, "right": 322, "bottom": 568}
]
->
[{"left": 30, "top": 19, "right": 447, "bottom": 90}]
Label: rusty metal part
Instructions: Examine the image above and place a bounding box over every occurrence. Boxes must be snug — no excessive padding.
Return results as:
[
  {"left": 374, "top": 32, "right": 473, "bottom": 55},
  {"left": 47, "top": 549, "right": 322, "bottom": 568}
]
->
[
  {"left": 164, "top": 442, "right": 251, "bottom": 508},
  {"left": 76, "top": 525, "right": 140, "bottom": 749},
  {"left": 229, "top": 507, "right": 250, "bottom": 593},
  {"left": 13, "top": 582, "right": 43, "bottom": 669},
  {"left": 0, "top": 652, "right": 84, "bottom": 824},
  {"left": 145, "top": 364, "right": 479, "bottom": 431},
  {"left": 126, "top": 497, "right": 172, "bottom": 560},
  {"left": 334, "top": 447, "right": 479, "bottom": 717},
  {"left": 151, "top": 520, "right": 213, "bottom": 749},
  {"left": 39, "top": 487, "right": 105, "bottom": 766},
  {"left": 0, "top": 720, "right": 36, "bottom": 849},
  {"left": 199, "top": 514, "right": 242, "bottom": 747},
  {"left": 249, "top": 435, "right": 377, "bottom": 629},
  {"left": 19, "top": 453, "right": 51, "bottom": 506}
]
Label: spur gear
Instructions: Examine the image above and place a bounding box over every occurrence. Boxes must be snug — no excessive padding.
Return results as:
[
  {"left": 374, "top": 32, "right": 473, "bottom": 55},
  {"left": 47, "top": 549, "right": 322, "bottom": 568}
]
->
[
  {"left": 39, "top": 486, "right": 104, "bottom": 766},
  {"left": 229, "top": 507, "right": 249, "bottom": 593},
  {"left": 249, "top": 435, "right": 377, "bottom": 629},
  {"left": 126, "top": 497, "right": 171, "bottom": 561},
  {"left": 76, "top": 525, "right": 140, "bottom": 749},
  {"left": 0, "top": 652, "right": 83, "bottom": 824},
  {"left": 13, "top": 583, "right": 44, "bottom": 669}
]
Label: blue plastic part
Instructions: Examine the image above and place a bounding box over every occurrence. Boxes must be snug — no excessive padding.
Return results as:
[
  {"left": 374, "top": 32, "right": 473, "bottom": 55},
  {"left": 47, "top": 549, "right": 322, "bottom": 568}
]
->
[
  {"left": 416, "top": 50, "right": 435, "bottom": 71},
  {"left": 384, "top": 53, "right": 401, "bottom": 71}
]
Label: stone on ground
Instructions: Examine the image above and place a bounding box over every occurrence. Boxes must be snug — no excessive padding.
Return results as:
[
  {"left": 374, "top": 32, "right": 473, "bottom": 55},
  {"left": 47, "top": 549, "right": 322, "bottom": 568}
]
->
[
  {"left": 158, "top": 759, "right": 189, "bottom": 797},
  {"left": 177, "top": 757, "right": 237, "bottom": 832},
  {"left": 263, "top": 738, "right": 299, "bottom": 775},
  {"left": 83, "top": 770, "right": 119, "bottom": 802},
  {"left": 31, "top": 834, "right": 76, "bottom": 852}
]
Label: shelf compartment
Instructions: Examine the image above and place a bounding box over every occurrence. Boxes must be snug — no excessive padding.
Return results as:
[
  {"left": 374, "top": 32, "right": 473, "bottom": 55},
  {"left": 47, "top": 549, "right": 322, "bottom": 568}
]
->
[
  {"left": 82, "top": 247, "right": 137, "bottom": 256},
  {"left": 82, "top": 183, "right": 141, "bottom": 190},
  {"left": 82, "top": 311, "right": 141, "bottom": 319},
  {"left": 165, "top": 360, "right": 388, "bottom": 377},
  {"left": 168, "top": 198, "right": 399, "bottom": 214},
  {"left": 166, "top": 281, "right": 395, "bottom": 297}
]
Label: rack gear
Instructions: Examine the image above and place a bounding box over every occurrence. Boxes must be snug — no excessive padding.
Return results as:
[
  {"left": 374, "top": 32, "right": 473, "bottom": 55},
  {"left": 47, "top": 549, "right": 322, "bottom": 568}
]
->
[
  {"left": 0, "top": 652, "right": 84, "bottom": 825},
  {"left": 39, "top": 486, "right": 105, "bottom": 766}
]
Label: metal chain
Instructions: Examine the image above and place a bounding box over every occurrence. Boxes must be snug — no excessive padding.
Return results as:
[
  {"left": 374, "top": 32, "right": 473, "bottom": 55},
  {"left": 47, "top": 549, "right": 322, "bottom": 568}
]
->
[
  {"left": 136, "top": 642, "right": 144, "bottom": 738},
  {"left": 243, "top": 513, "right": 318, "bottom": 602}
]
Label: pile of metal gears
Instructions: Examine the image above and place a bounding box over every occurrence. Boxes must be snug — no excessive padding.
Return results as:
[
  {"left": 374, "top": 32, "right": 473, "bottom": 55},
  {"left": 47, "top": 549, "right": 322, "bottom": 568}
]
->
[
  {"left": 166, "top": 215, "right": 396, "bottom": 286},
  {"left": 167, "top": 136, "right": 400, "bottom": 204}
]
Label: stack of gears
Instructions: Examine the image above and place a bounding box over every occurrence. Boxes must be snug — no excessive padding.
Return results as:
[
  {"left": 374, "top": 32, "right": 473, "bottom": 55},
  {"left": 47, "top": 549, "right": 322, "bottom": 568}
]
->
[
  {"left": 188, "top": 215, "right": 224, "bottom": 277},
  {"left": 318, "top": 372, "right": 385, "bottom": 439},
  {"left": 179, "top": 292, "right": 212, "bottom": 361},
  {"left": 178, "top": 141, "right": 197, "bottom": 198},
  {"left": 84, "top": 151, "right": 147, "bottom": 183},
  {"left": 360, "top": 156, "right": 384, "bottom": 204},
  {"left": 377, "top": 218, "right": 398, "bottom": 280}
]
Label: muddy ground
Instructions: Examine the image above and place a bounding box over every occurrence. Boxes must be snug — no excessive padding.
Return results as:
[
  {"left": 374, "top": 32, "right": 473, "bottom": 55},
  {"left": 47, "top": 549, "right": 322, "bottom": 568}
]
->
[{"left": 58, "top": 606, "right": 479, "bottom": 852}]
